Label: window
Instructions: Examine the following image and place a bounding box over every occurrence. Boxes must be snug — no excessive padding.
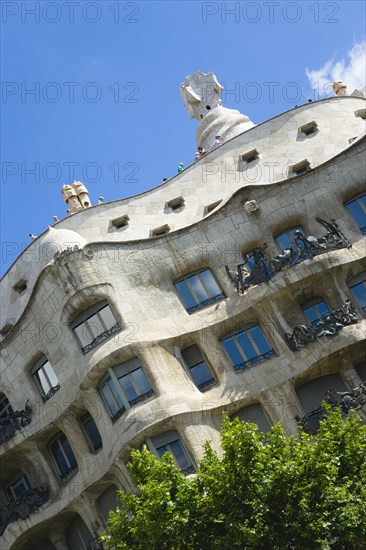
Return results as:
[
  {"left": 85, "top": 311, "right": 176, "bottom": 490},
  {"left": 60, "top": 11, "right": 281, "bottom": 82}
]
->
[
  {"left": 71, "top": 301, "right": 120, "bottom": 354},
  {"left": 348, "top": 273, "right": 366, "bottom": 316},
  {"left": 296, "top": 374, "right": 347, "bottom": 414},
  {"left": 234, "top": 403, "right": 271, "bottom": 433},
  {"left": 166, "top": 196, "right": 185, "bottom": 211},
  {"left": 181, "top": 345, "right": 215, "bottom": 391},
  {"left": 298, "top": 121, "right": 318, "bottom": 137},
  {"left": 221, "top": 325, "right": 275, "bottom": 372},
  {"left": 289, "top": 159, "right": 311, "bottom": 176},
  {"left": 49, "top": 433, "right": 78, "bottom": 480},
  {"left": 97, "top": 485, "right": 119, "bottom": 522},
  {"left": 0, "top": 394, "right": 13, "bottom": 419},
  {"left": 99, "top": 376, "right": 126, "bottom": 422},
  {"left": 274, "top": 226, "right": 306, "bottom": 252},
  {"left": 148, "top": 431, "right": 195, "bottom": 475},
  {"left": 150, "top": 224, "right": 171, "bottom": 237},
  {"left": 354, "top": 108, "right": 366, "bottom": 120},
  {"left": 175, "top": 268, "right": 225, "bottom": 314},
  {"left": 80, "top": 413, "right": 102, "bottom": 452},
  {"left": 302, "top": 298, "right": 330, "bottom": 326},
  {"left": 13, "top": 279, "right": 27, "bottom": 294},
  {"left": 203, "top": 200, "right": 222, "bottom": 216},
  {"left": 4, "top": 474, "right": 31, "bottom": 502},
  {"left": 112, "top": 215, "right": 129, "bottom": 230},
  {"left": 99, "top": 358, "right": 154, "bottom": 422},
  {"left": 344, "top": 193, "right": 366, "bottom": 235},
  {"left": 355, "top": 362, "right": 366, "bottom": 381},
  {"left": 67, "top": 516, "right": 93, "bottom": 550},
  {"left": 31, "top": 358, "right": 60, "bottom": 402},
  {"left": 240, "top": 148, "right": 259, "bottom": 164}
]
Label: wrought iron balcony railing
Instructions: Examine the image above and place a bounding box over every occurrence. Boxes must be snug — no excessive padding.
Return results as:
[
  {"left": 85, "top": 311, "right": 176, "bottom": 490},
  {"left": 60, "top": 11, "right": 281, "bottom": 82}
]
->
[
  {"left": 42, "top": 384, "right": 60, "bottom": 403},
  {"left": 0, "top": 485, "right": 49, "bottom": 536},
  {"left": 0, "top": 400, "right": 32, "bottom": 445},
  {"left": 233, "top": 350, "right": 276, "bottom": 372},
  {"left": 226, "top": 217, "right": 351, "bottom": 294},
  {"left": 81, "top": 322, "right": 121, "bottom": 354},
  {"left": 295, "top": 381, "right": 366, "bottom": 435},
  {"left": 284, "top": 300, "right": 358, "bottom": 351}
]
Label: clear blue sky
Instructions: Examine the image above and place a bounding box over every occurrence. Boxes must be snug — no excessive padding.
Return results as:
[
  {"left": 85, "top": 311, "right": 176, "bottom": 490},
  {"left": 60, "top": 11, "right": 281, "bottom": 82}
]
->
[{"left": 1, "top": 0, "right": 365, "bottom": 276}]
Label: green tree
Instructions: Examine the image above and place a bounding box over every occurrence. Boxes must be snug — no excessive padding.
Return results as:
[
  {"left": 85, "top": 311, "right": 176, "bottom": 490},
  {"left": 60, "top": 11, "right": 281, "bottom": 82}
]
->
[{"left": 101, "top": 408, "right": 366, "bottom": 549}]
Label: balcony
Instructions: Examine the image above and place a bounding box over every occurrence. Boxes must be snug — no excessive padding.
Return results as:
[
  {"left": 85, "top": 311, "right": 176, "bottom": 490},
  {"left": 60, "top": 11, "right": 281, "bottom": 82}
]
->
[
  {"left": 296, "top": 381, "right": 366, "bottom": 435},
  {"left": 0, "top": 401, "right": 32, "bottom": 445},
  {"left": 0, "top": 485, "right": 49, "bottom": 536},
  {"left": 285, "top": 300, "right": 358, "bottom": 351},
  {"left": 226, "top": 217, "right": 351, "bottom": 294}
]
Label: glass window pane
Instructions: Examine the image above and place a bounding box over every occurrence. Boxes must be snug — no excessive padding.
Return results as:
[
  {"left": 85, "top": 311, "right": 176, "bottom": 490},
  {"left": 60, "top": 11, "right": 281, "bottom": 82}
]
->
[
  {"left": 131, "top": 368, "right": 151, "bottom": 395},
  {"left": 85, "top": 313, "right": 105, "bottom": 339},
  {"left": 62, "top": 437, "right": 77, "bottom": 470},
  {"left": 51, "top": 440, "right": 69, "bottom": 475},
  {"left": 190, "top": 362, "right": 213, "bottom": 387},
  {"left": 74, "top": 323, "right": 92, "bottom": 347},
  {"left": 346, "top": 195, "right": 366, "bottom": 234},
  {"left": 222, "top": 337, "right": 244, "bottom": 368},
  {"left": 118, "top": 374, "right": 138, "bottom": 402},
  {"left": 248, "top": 326, "right": 272, "bottom": 356},
  {"left": 156, "top": 444, "right": 169, "bottom": 459},
  {"left": 36, "top": 368, "right": 51, "bottom": 394},
  {"left": 169, "top": 440, "right": 191, "bottom": 470},
  {"left": 188, "top": 274, "right": 208, "bottom": 302},
  {"left": 276, "top": 226, "right": 305, "bottom": 251},
  {"left": 351, "top": 280, "right": 366, "bottom": 312},
  {"left": 99, "top": 306, "right": 117, "bottom": 330},
  {"left": 44, "top": 361, "right": 59, "bottom": 388},
  {"left": 84, "top": 418, "right": 102, "bottom": 450},
  {"left": 236, "top": 331, "right": 257, "bottom": 360},
  {"left": 199, "top": 269, "right": 221, "bottom": 297},
  {"left": 175, "top": 280, "right": 196, "bottom": 310},
  {"left": 101, "top": 381, "right": 121, "bottom": 415},
  {"left": 303, "top": 300, "right": 330, "bottom": 324}
]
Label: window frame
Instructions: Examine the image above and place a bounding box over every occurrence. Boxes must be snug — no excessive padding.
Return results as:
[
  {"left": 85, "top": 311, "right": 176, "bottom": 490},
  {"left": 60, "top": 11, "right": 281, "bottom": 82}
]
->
[
  {"left": 174, "top": 268, "right": 226, "bottom": 314},
  {"left": 79, "top": 412, "right": 103, "bottom": 453},
  {"left": 274, "top": 225, "right": 306, "bottom": 252},
  {"left": 181, "top": 344, "right": 216, "bottom": 391},
  {"left": 344, "top": 192, "right": 366, "bottom": 235},
  {"left": 147, "top": 430, "right": 195, "bottom": 475},
  {"left": 48, "top": 432, "right": 78, "bottom": 481},
  {"left": 99, "top": 358, "right": 154, "bottom": 422},
  {"left": 301, "top": 298, "right": 331, "bottom": 326},
  {"left": 71, "top": 300, "right": 121, "bottom": 354},
  {"left": 348, "top": 272, "right": 366, "bottom": 317},
  {"left": 221, "top": 324, "right": 275, "bottom": 372},
  {"left": 31, "top": 357, "right": 60, "bottom": 402},
  {"left": 4, "top": 473, "right": 31, "bottom": 502}
]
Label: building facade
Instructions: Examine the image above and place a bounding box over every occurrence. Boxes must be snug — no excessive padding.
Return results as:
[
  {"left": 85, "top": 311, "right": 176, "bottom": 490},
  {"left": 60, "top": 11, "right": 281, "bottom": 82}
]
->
[{"left": 1, "top": 73, "right": 365, "bottom": 549}]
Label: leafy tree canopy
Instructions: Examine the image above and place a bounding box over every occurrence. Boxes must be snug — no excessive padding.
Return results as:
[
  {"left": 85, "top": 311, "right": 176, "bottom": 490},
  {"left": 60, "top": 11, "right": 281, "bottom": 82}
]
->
[{"left": 101, "top": 408, "right": 366, "bottom": 549}]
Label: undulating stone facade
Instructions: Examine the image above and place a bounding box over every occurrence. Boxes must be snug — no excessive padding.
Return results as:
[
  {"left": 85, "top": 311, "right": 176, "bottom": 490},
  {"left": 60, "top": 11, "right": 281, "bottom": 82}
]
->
[{"left": 1, "top": 72, "right": 365, "bottom": 549}]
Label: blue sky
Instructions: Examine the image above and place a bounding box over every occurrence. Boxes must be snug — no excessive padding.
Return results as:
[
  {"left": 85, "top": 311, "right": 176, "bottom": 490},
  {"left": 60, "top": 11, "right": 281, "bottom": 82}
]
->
[{"left": 1, "top": 0, "right": 365, "bottom": 276}]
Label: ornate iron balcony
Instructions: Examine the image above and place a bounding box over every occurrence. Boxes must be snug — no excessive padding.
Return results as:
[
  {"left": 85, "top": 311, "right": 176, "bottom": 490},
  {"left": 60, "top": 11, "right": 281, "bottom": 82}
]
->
[
  {"left": 0, "top": 400, "right": 32, "bottom": 445},
  {"left": 226, "top": 218, "right": 351, "bottom": 294},
  {"left": 0, "top": 484, "right": 49, "bottom": 536},
  {"left": 285, "top": 300, "right": 358, "bottom": 351},
  {"left": 197, "top": 378, "right": 216, "bottom": 391},
  {"left": 296, "top": 381, "right": 366, "bottom": 435},
  {"left": 81, "top": 322, "right": 121, "bottom": 354}
]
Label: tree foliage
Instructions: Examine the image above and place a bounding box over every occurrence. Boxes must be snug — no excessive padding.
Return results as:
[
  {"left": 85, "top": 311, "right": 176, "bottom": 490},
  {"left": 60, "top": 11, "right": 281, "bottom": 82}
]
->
[{"left": 101, "top": 408, "right": 366, "bottom": 549}]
